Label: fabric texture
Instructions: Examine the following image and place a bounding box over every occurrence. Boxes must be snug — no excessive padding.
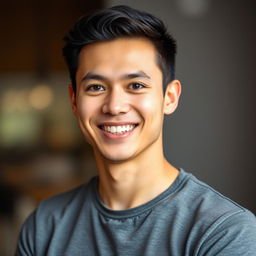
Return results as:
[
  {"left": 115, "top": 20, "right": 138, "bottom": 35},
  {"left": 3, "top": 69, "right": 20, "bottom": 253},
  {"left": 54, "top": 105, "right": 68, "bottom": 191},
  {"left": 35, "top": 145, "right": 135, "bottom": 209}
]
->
[{"left": 16, "top": 169, "right": 256, "bottom": 256}]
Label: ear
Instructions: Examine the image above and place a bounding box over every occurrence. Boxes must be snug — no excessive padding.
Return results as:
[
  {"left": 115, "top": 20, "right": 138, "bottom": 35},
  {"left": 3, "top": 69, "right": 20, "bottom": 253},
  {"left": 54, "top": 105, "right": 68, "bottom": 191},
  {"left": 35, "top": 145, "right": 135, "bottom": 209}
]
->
[
  {"left": 68, "top": 85, "right": 78, "bottom": 116},
  {"left": 163, "top": 80, "right": 181, "bottom": 115}
]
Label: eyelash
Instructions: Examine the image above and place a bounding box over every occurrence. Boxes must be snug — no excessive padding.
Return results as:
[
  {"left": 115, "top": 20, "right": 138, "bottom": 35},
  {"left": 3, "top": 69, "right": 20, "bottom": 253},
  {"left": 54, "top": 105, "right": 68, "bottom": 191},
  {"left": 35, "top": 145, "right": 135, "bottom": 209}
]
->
[
  {"left": 86, "top": 84, "right": 105, "bottom": 91},
  {"left": 128, "top": 83, "right": 146, "bottom": 90},
  {"left": 85, "top": 82, "right": 146, "bottom": 93}
]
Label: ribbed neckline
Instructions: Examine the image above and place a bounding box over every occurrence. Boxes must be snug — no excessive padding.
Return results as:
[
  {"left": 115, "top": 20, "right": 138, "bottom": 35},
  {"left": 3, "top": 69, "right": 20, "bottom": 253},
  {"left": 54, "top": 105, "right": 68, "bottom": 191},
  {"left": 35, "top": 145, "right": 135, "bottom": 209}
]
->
[{"left": 91, "top": 168, "right": 190, "bottom": 219}]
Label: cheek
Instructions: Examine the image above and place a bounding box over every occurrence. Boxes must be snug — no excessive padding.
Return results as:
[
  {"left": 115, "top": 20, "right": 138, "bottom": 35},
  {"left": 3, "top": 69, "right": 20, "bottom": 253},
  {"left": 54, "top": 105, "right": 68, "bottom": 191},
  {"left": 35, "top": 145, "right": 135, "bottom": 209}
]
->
[
  {"left": 76, "top": 97, "right": 100, "bottom": 144},
  {"left": 76, "top": 97, "right": 99, "bottom": 122},
  {"left": 137, "top": 94, "right": 164, "bottom": 118},
  {"left": 77, "top": 102, "right": 89, "bottom": 120}
]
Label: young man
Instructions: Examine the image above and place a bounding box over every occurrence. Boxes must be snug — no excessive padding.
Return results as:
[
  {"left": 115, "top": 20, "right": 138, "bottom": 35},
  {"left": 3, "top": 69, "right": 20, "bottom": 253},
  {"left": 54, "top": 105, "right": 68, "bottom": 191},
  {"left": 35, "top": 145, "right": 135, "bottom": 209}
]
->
[{"left": 16, "top": 5, "right": 256, "bottom": 256}]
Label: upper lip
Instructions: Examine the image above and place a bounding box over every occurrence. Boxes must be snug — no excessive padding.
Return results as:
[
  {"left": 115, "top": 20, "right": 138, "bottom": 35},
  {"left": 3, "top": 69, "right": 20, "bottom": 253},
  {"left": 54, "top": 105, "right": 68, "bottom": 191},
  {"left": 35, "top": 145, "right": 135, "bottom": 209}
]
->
[{"left": 98, "top": 122, "right": 138, "bottom": 126}]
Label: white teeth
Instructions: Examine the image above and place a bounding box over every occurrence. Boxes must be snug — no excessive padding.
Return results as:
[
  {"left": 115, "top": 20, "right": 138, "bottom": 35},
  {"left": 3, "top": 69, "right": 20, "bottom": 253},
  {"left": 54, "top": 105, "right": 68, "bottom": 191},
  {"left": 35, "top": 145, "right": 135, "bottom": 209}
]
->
[
  {"left": 111, "top": 126, "right": 116, "bottom": 133},
  {"left": 102, "top": 125, "right": 135, "bottom": 134}
]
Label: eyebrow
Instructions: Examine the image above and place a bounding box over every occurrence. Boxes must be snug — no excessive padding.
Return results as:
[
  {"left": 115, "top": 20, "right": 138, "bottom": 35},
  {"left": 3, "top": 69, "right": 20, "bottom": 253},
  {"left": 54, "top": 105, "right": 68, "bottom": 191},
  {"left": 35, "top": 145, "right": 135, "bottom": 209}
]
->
[{"left": 81, "top": 71, "right": 151, "bottom": 83}]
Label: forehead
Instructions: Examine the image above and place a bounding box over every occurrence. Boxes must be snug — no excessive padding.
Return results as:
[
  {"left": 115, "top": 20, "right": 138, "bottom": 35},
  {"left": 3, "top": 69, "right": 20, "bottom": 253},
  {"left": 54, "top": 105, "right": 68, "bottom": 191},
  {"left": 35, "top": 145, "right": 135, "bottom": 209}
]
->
[{"left": 76, "top": 37, "right": 162, "bottom": 81}]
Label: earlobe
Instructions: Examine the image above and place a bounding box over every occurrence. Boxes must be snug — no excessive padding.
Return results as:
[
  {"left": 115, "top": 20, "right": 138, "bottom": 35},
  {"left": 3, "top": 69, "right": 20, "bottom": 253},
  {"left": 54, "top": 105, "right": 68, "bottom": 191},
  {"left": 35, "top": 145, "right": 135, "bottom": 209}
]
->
[
  {"left": 163, "top": 80, "right": 181, "bottom": 115},
  {"left": 68, "top": 85, "right": 77, "bottom": 116}
]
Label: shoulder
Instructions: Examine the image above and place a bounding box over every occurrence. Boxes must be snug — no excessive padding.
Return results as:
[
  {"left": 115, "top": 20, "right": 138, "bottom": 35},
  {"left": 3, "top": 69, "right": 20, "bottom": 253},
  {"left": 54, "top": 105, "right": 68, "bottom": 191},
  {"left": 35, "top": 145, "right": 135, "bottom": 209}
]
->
[
  {"left": 196, "top": 209, "right": 256, "bottom": 255},
  {"left": 170, "top": 169, "right": 256, "bottom": 233},
  {"left": 37, "top": 183, "right": 87, "bottom": 218},
  {"left": 15, "top": 177, "right": 97, "bottom": 255},
  {"left": 36, "top": 176, "right": 97, "bottom": 220},
  {"left": 179, "top": 170, "right": 256, "bottom": 255},
  {"left": 180, "top": 170, "right": 250, "bottom": 218}
]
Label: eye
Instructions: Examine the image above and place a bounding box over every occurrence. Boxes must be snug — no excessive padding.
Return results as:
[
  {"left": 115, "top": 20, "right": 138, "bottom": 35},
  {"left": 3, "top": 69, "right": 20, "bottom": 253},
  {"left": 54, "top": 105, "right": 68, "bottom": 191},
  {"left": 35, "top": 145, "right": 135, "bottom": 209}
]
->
[
  {"left": 128, "top": 83, "right": 146, "bottom": 90},
  {"left": 86, "top": 84, "right": 105, "bottom": 92}
]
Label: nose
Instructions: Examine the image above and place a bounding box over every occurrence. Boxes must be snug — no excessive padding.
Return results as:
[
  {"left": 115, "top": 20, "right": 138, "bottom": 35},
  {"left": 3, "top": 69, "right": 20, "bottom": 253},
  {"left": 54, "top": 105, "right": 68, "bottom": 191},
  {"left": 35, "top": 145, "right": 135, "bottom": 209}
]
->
[{"left": 102, "top": 88, "right": 130, "bottom": 115}]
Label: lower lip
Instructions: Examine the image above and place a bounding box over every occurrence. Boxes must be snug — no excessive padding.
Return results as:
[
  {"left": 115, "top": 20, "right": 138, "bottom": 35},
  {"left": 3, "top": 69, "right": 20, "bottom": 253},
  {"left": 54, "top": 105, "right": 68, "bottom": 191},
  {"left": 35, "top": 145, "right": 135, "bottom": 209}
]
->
[{"left": 100, "top": 127, "right": 136, "bottom": 140}]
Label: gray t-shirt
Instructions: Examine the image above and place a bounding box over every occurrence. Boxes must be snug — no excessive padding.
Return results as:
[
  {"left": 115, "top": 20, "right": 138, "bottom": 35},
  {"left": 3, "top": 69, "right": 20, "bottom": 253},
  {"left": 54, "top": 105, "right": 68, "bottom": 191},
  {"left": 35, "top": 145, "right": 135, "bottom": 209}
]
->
[{"left": 16, "top": 169, "right": 256, "bottom": 255}]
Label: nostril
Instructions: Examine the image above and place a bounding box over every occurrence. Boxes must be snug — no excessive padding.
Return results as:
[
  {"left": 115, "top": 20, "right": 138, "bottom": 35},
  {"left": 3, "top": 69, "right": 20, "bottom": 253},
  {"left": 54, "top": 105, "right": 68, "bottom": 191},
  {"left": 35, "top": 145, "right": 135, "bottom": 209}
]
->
[{"left": 102, "top": 102, "right": 130, "bottom": 115}]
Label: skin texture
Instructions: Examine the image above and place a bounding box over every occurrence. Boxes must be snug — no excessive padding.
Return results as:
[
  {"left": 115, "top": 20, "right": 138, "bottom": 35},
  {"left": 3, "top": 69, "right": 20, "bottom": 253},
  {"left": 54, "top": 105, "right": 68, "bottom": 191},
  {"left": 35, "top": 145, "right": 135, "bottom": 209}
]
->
[{"left": 69, "top": 37, "right": 181, "bottom": 210}]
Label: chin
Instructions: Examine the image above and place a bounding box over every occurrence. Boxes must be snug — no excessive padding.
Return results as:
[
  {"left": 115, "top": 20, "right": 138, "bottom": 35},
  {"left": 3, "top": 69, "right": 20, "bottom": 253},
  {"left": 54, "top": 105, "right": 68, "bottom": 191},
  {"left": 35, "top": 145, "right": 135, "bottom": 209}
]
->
[{"left": 100, "top": 150, "right": 136, "bottom": 163}]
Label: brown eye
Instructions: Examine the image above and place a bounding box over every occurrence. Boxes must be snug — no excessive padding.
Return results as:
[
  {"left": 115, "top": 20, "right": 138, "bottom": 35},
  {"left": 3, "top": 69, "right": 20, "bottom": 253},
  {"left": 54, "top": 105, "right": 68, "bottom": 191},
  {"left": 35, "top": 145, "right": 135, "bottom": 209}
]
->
[
  {"left": 86, "top": 84, "right": 105, "bottom": 91},
  {"left": 128, "top": 83, "right": 145, "bottom": 90}
]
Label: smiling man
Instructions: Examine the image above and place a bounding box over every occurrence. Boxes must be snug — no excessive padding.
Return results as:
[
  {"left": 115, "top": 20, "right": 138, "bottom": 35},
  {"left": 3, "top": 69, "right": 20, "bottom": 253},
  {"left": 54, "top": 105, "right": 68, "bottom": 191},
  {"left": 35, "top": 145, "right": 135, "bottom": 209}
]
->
[
  {"left": 16, "top": 5, "right": 256, "bottom": 256},
  {"left": 71, "top": 36, "right": 180, "bottom": 211}
]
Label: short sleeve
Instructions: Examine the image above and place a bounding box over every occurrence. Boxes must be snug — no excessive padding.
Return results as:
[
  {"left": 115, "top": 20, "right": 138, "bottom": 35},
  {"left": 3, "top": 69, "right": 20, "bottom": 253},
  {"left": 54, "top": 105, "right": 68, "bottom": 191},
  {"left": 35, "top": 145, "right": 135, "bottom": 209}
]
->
[
  {"left": 198, "top": 210, "right": 256, "bottom": 256},
  {"left": 15, "top": 211, "right": 36, "bottom": 256}
]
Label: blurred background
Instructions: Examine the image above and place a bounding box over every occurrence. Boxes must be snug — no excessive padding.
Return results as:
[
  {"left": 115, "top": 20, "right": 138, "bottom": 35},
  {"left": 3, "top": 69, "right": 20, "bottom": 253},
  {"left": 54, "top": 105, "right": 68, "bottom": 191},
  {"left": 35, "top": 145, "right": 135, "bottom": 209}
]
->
[{"left": 0, "top": 0, "right": 255, "bottom": 255}]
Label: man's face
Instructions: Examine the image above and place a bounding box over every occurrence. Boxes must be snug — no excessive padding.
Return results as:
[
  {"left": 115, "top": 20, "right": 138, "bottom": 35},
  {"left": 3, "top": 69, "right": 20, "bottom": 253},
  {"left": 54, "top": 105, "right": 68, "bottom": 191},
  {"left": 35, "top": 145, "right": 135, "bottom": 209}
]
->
[{"left": 70, "top": 37, "right": 176, "bottom": 162}]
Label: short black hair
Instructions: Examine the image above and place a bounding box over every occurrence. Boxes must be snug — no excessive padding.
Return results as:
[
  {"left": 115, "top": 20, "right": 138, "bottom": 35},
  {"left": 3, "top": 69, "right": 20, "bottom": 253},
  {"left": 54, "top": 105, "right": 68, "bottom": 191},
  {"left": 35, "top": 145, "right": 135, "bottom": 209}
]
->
[{"left": 63, "top": 5, "right": 177, "bottom": 93}]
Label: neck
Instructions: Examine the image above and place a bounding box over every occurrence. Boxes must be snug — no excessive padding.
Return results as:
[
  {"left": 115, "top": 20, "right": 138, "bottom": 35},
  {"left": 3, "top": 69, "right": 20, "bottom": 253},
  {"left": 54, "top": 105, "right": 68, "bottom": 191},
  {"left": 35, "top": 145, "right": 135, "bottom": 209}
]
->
[{"left": 94, "top": 138, "right": 179, "bottom": 210}]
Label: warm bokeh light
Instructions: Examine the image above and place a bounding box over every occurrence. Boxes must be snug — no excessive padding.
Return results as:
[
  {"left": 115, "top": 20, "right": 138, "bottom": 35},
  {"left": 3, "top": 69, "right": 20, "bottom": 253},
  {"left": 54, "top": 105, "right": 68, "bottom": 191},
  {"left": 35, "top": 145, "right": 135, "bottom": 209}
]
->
[
  {"left": 1, "top": 89, "right": 30, "bottom": 112},
  {"left": 28, "top": 85, "right": 54, "bottom": 110}
]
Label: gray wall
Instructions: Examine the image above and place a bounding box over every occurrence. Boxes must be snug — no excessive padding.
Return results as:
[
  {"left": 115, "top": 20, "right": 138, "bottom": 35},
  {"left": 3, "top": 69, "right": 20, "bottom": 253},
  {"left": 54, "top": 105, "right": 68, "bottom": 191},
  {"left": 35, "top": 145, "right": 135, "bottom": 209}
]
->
[{"left": 105, "top": 0, "right": 256, "bottom": 212}]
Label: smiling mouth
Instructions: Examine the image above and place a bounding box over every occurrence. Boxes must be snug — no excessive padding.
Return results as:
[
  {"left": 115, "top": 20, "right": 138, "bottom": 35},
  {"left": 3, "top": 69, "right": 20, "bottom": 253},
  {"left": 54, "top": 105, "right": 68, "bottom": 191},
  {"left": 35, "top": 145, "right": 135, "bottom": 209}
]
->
[{"left": 98, "top": 124, "right": 138, "bottom": 135}]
